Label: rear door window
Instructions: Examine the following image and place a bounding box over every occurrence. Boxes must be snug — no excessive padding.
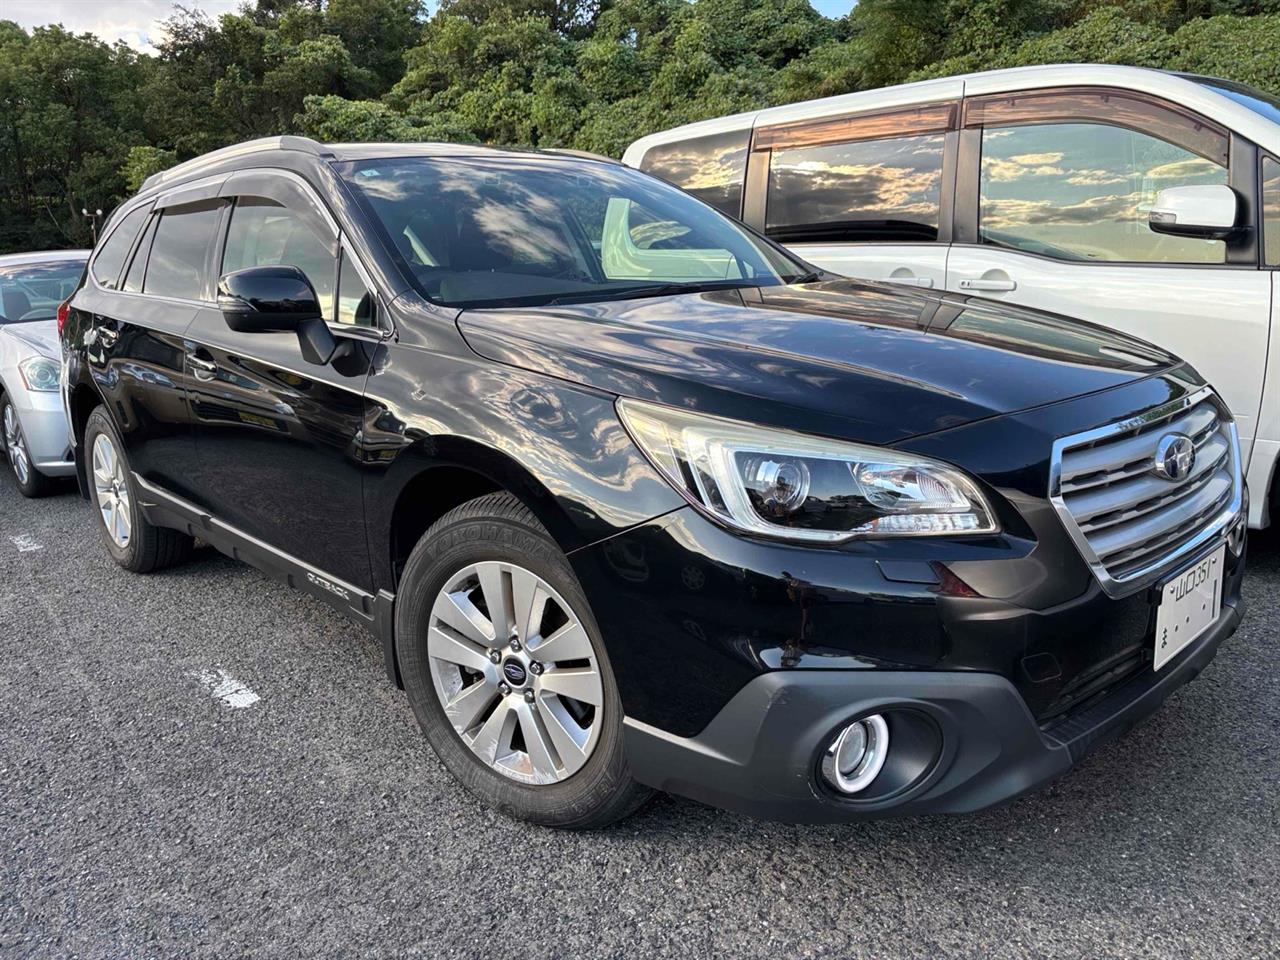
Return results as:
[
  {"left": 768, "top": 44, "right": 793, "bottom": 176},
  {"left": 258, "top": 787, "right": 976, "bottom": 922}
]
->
[
  {"left": 143, "top": 203, "right": 222, "bottom": 301},
  {"left": 91, "top": 205, "right": 149, "bottom": 289},
  {"left": 765, "top": 133, "right": 946, "bottom": 242},
  {"left": 639, "top": 130, "right": 750, "bottom": 218}
]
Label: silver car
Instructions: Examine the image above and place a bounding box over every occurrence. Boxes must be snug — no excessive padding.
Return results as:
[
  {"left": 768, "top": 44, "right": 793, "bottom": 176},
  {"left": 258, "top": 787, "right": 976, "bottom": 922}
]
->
[{"left": 0, "top": 250, "right": 89, "bottom": 496}]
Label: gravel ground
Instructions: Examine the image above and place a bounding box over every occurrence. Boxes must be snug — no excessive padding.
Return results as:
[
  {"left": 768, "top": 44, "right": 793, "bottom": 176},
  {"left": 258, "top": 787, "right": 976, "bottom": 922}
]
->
[{"left": 1, "top": 476, "right": 1277, "bottom": 960}]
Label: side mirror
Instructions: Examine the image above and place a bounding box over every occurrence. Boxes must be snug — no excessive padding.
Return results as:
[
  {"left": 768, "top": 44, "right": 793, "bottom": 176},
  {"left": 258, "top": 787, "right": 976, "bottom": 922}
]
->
[
  {"left": 217, "top": 265, "right": 322, "bottom": 333},
  {"left": 1148, "top": 185, "right": 1242, "bottom": 240}
]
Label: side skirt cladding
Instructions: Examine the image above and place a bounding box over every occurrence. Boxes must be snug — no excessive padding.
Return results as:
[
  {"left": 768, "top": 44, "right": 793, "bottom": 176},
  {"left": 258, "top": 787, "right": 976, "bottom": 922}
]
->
[{"left": 132, "top": 474, "right": 401, "bottom": 685}]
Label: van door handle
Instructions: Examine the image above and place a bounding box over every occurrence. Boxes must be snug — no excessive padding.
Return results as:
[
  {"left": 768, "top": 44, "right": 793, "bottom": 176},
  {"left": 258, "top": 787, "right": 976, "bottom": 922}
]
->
[
  {"left": 889, "top": 276, "right": 935, "bottom": 288},
  {"left": 958, "top": 278, "right": 1017, "bottom": 292},
  {"left": 188, "top": 351, "right": 218, "bottom": 381}
]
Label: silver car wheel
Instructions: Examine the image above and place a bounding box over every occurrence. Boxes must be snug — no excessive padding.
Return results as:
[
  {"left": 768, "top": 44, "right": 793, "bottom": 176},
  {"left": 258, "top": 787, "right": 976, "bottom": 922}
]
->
[
  {"left": 3, "top": 404, "right": 31, "bottom": 486},
  {"left": 428, "top": 561, "right": 604, "bottom": 785},
  {"left": 92, "top": 433, "right": 132, "bottom": 548}
]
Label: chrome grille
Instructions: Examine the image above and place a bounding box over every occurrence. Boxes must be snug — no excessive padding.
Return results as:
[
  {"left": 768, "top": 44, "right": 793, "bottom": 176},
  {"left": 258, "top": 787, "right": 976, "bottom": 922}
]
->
[{"left": 1049, "top": 388, "right": 1241, "bottom": 596}]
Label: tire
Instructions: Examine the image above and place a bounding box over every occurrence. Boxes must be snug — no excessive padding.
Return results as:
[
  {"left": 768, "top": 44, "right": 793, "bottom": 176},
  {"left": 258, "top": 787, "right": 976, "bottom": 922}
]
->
[
  {"left": 84, "top": 406, "right": 193, "bottom": 573},
  {"left": 2, "top": 396, "right": 53, "bottom": 498},
  {"left": 396, "top": 492, "right": 652, "bottom": 829}
]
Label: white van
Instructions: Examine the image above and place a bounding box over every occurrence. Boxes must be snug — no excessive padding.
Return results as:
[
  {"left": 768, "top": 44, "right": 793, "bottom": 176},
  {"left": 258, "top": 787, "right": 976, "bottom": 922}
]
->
[{"left": 622, "top": 64, "right": 1280, "bottom": 527}]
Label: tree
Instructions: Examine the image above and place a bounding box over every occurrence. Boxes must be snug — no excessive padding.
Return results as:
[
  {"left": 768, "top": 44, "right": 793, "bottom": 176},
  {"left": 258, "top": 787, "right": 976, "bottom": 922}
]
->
[{"left": 4, "top": 1, "right": 1280, "bottom": 254}]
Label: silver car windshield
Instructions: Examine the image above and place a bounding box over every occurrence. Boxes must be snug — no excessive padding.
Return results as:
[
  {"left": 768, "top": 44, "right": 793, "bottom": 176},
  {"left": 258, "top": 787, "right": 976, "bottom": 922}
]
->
[{"left": 0, "top": 260, "right": 85, "bottom": 324}]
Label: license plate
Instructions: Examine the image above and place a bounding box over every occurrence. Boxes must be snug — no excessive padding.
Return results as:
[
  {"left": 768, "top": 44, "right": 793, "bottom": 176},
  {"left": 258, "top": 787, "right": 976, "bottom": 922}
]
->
[{"left": 1154, "top": 544, "right": 1225, "bottom": 671}]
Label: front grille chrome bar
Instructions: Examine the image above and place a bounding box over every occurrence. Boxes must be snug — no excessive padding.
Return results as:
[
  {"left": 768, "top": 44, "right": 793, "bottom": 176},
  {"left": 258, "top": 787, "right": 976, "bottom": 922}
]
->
[{"left": 1048, "top": 386, "right": 1243, "bottom": 598}]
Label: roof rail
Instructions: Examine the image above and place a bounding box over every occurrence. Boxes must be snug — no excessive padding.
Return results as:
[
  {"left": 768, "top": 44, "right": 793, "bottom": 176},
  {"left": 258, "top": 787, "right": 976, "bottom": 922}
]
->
[
  {"left": 541, "top": 147, "right": 620, "bottom": 165},
  {"left": 139, "top": 136, "right": 331, "bottom": 193}
]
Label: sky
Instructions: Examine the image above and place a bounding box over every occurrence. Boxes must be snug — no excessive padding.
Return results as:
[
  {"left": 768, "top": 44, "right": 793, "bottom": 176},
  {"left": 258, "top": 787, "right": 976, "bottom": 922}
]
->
[{"left": 2, "top": 0, "right": 858, "bottom": 55}]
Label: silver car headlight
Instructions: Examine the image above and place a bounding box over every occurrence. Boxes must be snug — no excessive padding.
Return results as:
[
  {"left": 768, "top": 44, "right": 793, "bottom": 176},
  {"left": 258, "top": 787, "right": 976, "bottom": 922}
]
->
[
  {"left": 18, "top": 356, "right": 60, "bottom": 392},
  {"left": 618, "top": 399, "right": 998, "bottom": 542}
]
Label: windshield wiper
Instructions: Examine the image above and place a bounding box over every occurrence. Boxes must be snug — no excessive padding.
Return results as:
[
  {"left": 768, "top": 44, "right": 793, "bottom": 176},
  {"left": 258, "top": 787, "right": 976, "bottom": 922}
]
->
[
  {"left": 784, "top": 271, "right": 824, "bottom": 284},
  {"left": 543, "top": 279, "right": 760, "bottom": 307}
]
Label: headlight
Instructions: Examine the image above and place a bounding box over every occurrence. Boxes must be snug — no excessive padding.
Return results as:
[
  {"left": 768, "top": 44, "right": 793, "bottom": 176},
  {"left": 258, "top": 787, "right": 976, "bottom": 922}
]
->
[
  {"left": 18, "top": 356, "right": 60, "bottom": 392},
  {"left": 618, "top": 399, "right": 998, "bottom": 542}
]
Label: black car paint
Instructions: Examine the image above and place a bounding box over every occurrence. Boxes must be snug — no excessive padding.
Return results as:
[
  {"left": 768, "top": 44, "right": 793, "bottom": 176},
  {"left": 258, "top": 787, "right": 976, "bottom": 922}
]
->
[{"left": 60, "top": 143, "right": 1243, "bottom": 820}]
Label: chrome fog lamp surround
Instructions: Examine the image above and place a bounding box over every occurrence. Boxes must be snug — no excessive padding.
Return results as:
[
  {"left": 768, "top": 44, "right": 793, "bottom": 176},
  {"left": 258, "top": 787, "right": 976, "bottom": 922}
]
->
[{"left": 822, "top": 714, "right": 889, "bottom": 795}]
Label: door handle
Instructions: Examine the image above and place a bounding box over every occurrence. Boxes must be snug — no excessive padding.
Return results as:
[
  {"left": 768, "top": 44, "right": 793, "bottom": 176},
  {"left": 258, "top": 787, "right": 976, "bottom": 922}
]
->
[
  {"left": 958, "top": 278, "right": 1017, "bottom": 292},
  {"left": 889, "top": 276, "right": 935, "bottom": 288},
  {"left": 188, "top": 352, "right": 218, "bottom": 381}
]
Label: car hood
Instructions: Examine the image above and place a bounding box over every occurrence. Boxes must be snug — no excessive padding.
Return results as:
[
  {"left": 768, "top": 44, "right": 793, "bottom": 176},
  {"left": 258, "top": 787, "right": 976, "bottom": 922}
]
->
[
  {"left": 457, "top": 280, "right": 1179, "bottom": 446},
  {"left": 1, "top": 319, "right": 58, "bottom": 360}
]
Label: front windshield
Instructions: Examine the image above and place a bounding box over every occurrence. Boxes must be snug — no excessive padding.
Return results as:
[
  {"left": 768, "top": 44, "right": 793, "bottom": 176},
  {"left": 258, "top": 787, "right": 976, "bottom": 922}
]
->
[
  {"left": 0, "top": 259, "right": 85, "bottom": 324},
  {"left": 1188, "top": 75, "right": 1280, "bottom": 125},
  {"left": 337, "top": 155, "right": 810, "bottom": 309}
]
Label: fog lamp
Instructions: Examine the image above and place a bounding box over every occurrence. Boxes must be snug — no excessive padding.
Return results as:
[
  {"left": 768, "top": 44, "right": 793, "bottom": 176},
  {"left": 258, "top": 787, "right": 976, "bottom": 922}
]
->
[{"left": 821, "top": 714, "right": 889, "bottom": 795}]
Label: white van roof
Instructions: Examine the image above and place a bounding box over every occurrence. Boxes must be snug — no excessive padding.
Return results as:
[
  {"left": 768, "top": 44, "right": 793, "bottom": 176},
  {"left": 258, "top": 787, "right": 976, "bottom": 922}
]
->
[{"left": 621, "top": 64, "right": 1280, "bottom": 166}]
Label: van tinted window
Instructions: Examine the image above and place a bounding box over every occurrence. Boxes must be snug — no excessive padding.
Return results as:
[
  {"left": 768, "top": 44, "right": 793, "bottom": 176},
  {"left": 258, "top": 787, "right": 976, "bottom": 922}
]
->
[
  {"left": 765, "top": 134, "right": 945, "bottom": 243},
  {"left": 639, "top": 130, "right": 750, "bottom": 218},
  {"left": 91, "top": 205, "right": 148, "bottom": 289},
  {"left": 1265, "top": 157, "right": 1280, "bottom": 268},
  {"left": 978, "top": 122, "right": 1227, "bottom": 263},
  {"left": 144, "top": 203, "right": 221, "bottom": 300}
]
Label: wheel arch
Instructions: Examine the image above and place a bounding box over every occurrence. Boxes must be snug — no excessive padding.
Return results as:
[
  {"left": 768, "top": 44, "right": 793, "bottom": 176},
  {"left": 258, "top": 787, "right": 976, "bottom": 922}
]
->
[
  {"left": 377, "top": 436, "right": 587, "bottom": 595},
  {"left": 67, "top": 379, "right": 104, "bottom": 499}
]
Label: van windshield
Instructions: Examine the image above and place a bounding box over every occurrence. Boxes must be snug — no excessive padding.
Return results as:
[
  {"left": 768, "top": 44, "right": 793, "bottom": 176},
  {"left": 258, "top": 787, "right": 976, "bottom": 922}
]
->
[
  {"left": 0, "top": 259, "right": 85, "bottom": 324},
  {"left": 336, "top": 156, "right": 810, "bottom": 309},
  {"left": 1188, "top": 75, "right": 1280, "bottom": 126}
]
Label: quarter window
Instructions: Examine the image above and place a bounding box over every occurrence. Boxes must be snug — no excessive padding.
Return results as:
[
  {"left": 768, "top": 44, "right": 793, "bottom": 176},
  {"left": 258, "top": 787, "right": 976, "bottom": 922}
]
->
[
  {"left": 123, "top": 214, "right": 158, "bottom": 293},
  {"left": 1264, "top": 157, "right": 1280, "bottom": 268},
  {"left": 765, "top": 134, "right": 945, "bottom": 243},
  {"left": 223, "top": 198, "right": 336, "bottom": 321},
  {"left": 144, "top": 203, "right": 221, "bottom": 300},
  {"left": 978, "top": 122, "right": 1228, "bottom": 264},
  {"left": 336, "top": 250, "right": 374, "bottom": 326},
  {"left": 639, "top": 130, "right": 750, "bottom": 218},
  {"left": 91, "top": 205, "right": 148, "bottom": 289}
]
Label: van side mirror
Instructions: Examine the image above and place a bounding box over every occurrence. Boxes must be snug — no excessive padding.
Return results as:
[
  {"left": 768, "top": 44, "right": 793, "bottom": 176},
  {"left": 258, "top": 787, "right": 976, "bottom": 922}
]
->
[
  {"left": 217, "top": 265, "right": 322, "bottom": 333},
  {"left": 1148, "top": 185, "right": 1243, "bottom": 240}
]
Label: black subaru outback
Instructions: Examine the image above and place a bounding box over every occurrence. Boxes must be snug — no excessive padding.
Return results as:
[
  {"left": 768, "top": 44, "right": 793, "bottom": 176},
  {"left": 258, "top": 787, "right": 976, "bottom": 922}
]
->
[{"left": 60, "top": 137, "right": 1246, "bottom": 827}]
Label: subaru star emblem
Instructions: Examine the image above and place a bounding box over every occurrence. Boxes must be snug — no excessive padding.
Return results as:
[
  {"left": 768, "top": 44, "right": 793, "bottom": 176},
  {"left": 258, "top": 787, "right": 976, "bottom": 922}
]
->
[
  {"left": 502, "top": 659, "right": 528, "bottom": 686},
  {"left": 1154, "top": 433, "right": 1196, "bottom": 481}
]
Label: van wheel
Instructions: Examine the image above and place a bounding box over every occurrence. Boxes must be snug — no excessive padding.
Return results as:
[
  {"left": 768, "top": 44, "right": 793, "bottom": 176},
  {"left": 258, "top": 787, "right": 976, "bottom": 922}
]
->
[
  {"left": 396, "top": 492, "right": 652, "bottom": 829},
  {"left": 84, "top": 406, "right": 193, "bottom": 573},
  {"left": 2, "top": 398, "right": 52, "bottom": 498}
]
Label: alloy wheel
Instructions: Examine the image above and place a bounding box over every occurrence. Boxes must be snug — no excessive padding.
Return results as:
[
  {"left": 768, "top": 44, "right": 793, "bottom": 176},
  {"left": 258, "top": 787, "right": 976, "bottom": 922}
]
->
[
  {"left": 92, "top": 433, "right": 132, "bottom": 548},
  {"left": 3, "top": 404, "right": 31, "bottom": 486},
  {"left": 427, "top": 561, "right": 604, "bottom": 785}
]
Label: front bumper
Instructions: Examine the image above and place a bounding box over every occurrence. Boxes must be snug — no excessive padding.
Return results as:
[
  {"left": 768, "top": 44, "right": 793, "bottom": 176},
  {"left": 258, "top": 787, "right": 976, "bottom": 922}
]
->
[
  {"left": 10, "top": 386, "right": 74, "bottom": 477},
  {"left": 623, "top": 597, "right": 1242, "bottom": 822}
]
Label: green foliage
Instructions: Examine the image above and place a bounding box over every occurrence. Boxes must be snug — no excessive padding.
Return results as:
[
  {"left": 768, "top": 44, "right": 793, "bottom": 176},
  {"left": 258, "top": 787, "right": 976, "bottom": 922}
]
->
[
  {"left": 121, "top": 146, "right": 178, "bottom": 193},
  {"left": 3, "top": 0, "right": 1280, "bottom": 253}
]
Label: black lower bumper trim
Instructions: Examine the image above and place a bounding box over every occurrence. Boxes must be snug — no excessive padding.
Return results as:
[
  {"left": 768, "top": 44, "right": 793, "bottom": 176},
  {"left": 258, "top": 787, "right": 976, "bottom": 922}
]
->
[{"left": 623, "top": 601, "right": 1242, "bottom": 823}]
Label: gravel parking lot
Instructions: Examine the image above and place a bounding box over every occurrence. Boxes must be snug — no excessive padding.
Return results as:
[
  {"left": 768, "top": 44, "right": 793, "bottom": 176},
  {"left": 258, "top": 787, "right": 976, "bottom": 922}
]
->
[{"left": 1, "top": 477, "right": 1277, "bottom": 960}]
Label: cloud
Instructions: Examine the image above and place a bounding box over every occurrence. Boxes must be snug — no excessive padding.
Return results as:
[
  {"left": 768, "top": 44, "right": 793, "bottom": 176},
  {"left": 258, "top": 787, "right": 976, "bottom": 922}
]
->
[
  {"left": 3, "top": 1, "right": 241, "bottom": 54},
  {"left": 1065, "top": 169, "right": 1128, "bottom": 186},
  {"left": 982, "top": 152, "right": 1066, "bottom": 183},
  {"left": 982, "top": 191, "right": 1146, "bottom": 229}
]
